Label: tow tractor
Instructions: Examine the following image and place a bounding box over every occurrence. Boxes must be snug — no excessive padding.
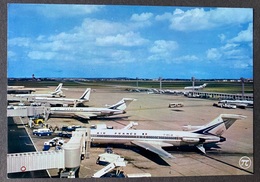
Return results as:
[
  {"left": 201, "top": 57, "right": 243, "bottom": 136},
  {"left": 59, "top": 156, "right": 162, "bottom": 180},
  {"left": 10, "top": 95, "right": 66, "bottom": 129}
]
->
[
  {"left": 58, "top": 125, "right": 82, "bottom": 138},
  {"left": 31, "top": 115, "right": 45, "bottom": 125},
  {"left": 43, "top": 137, "right": 65, "bottom": 151}
]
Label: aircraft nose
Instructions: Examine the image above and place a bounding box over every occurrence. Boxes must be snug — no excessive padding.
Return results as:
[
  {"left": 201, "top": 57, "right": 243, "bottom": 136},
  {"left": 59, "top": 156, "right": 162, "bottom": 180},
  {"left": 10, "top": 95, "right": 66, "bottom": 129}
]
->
[{"left": 220, "top": 136, "right": 226, "bottom": 142}]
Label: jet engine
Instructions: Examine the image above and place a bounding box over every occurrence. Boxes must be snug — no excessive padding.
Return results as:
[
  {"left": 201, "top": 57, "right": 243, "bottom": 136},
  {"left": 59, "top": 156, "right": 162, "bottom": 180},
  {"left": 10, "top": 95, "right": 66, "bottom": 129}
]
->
[{"left": 181, "top": 137, "right": 201, "bottom": 143}]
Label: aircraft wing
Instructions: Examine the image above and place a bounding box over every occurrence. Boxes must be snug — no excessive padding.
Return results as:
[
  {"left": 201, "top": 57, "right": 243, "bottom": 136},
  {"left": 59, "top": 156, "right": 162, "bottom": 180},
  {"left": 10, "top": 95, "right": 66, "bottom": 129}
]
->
[
  {"left": 74, "top": 112, "right": 97, "bottom": 119},
  {"left": 131, "top": 141, "right": 174, "bottom": 159}
]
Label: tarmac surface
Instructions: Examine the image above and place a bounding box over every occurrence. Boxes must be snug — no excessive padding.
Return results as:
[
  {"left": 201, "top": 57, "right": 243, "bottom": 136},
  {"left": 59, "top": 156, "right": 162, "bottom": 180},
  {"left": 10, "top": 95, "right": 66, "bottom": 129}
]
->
[
  {"left": 9, "top": 86, "right": 254, "bottom": 178},
  {"left": 7, "top": 117, "right": 50, "bottom": 178}
]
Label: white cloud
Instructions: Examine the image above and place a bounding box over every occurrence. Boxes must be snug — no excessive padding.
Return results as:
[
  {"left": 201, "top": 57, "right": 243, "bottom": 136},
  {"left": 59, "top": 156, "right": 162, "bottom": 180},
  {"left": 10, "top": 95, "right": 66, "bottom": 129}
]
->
[
  {"left": 27, "top": 50, "right": 75, "bottom": 61},
  {"left": 233, "top": 60, "right": 252, "bottom": 69},
  {"left": 174, "top": 55, "right": 199, "bottom": 62},
  {"left": 206, "top": 42, "right": 247, "bottom": 61},
  {"left": 150, "top": 40, "right": 178, "bottom": 54},
  {"left": 149, "top": 54, "right": 199, "bottom": 64},
  {"left": 78, "top": 18, "right": 129, "bottom": 36},
  {"left": 35, "top": 4, "right": 104, "bottom": 18},
  {"left": 155, "top": 12, "right": 172, "bottom": 21},
  {"left": 32, "top": 40, "right": 72, "bottom": 52},
  {"left": 130, "top": 12, "right": 154, "bottom": 28},
  {"left": 28, "top": 51, "right": 57, "bottom": 60},
  {"left": 229, "top": 23, "right": 253, "bottom": 42},
  {"left": 206, "top": 48, "right": 222, "bottom": 60},
  {"left": 8, "top": 51, "right": 16, "bottom": 59},
  {"left": 210, "top": 8, "right": 252, "bottom": 25},
  {"left": 222, "top": 49, "right": 242, "bottom": 58},
  {"left": 18, "top": 16, "right": 150, "bottom": 64},
  {"left": 9, "top": 37, "right": 31, "bottom": 47},
  {"left": 219, "top": 43, "right": 249, "bottom": 60},
  {"left": 173, "top": 9, "right": 185, "bottom": 15},
  {"left": 221, "top": 43, "right": 239, "bottom": 50},
  {"left": 148, "top": 40, "right": 198, "bottom": 63},
  {"left": 156, "top": 8, "right": 252, "bottom": 32},
  {"left": 131, "top": 12, "right": 153, "bottom": 22},
  {"left": 96, "top": 32, "right": 148, "bottom": 46},
  {"left": 110, "top": 50, "right": 136, "bottom": 63},
  {"left": 206, "top": 41, "right": 252, "bottom": 70},
  {"left": 218, "top": 34, "right": 226, "bottom": 42},
  {"left": 36, "top": 35, "right": 45, "bottom": 41}
]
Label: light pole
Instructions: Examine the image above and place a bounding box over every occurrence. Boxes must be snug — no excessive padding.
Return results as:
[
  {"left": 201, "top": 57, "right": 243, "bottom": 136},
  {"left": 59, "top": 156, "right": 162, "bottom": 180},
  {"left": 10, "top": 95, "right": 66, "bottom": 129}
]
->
[
  {"left": 240, "top": 77, "right": 245, "bottom": 100},
  {"left": 191, "top": 76, "right": 195, "bottom": 96},
  {"left": 159, "top": 77, "right": 162, "bottom": 94}
]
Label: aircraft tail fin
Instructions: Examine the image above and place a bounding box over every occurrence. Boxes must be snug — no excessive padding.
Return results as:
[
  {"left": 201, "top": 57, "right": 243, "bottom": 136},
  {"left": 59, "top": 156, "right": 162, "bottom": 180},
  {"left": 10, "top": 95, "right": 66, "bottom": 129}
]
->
[
  {"left": 202, "top": 83, "right": 207, "bottom": 88},
  {"left": 80, "top": 88, "right": 91, "bottom": 101},
  {"left": 108, "top": 98, "right": 136, "bottom": 110},
  {"left": 51, "top": 83, "right": 63, "bottom": 95},
  {"left": 192, "top": 114, "right": 246, "bottom": 136}
]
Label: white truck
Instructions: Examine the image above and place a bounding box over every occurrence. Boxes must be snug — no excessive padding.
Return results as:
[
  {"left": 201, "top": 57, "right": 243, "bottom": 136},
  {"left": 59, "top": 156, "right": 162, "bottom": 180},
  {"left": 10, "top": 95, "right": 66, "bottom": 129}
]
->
[{"left": 168, "top": 102, "right": 184, "bottom": 108}]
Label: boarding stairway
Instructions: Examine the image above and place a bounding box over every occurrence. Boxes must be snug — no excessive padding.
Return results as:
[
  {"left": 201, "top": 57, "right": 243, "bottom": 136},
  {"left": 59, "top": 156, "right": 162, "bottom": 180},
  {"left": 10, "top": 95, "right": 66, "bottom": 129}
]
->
[
  {"left": 122, "top": 121, "right": 138, "bottom": 129},
  {"left": 92, "top": 161, "right": 127, "bottom": 178}
]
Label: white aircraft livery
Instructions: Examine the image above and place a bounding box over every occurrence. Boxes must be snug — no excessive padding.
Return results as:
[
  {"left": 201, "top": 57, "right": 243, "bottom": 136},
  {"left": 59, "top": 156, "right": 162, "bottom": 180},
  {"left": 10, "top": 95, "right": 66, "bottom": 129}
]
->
[
  {"left": 8, "top": 83, "right": 64, "bottom": 101},
  {"left": 184, "top": 83, "right": 207, "bottom": 90},
  {"left": 31, "top": 88, "right": 91, "bottom": 107},
  {"left": 48, "top": 98, "right": 136, "bottom": 119},
  {"left": 90, "top": 114, "right": 245, "bottom": 159}
]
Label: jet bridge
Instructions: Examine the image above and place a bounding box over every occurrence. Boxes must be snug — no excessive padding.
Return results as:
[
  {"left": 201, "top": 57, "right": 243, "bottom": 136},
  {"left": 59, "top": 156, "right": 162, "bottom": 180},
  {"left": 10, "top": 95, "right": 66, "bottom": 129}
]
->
[
  {"left": 7, "top": 106, "right": 49, "bottom": 118},
  {"left": 7, "top": 127, "right": 89, "bottom": 178},
  {"left": 7, "top": 150, "right": 65, "bottom": 173}
]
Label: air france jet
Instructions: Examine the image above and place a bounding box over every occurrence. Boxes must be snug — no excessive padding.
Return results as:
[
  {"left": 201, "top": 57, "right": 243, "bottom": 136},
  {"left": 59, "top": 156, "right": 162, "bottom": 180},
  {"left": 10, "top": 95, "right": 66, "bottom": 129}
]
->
[
  {"left": 184, "top": 83, "right": 207, "bottom": 90},
  {"left": 48, "top": 98, "right": 136, "bottom": 119},
  {"left": 30, "top": 88, "right": 91, "bottom": 107},
  {"left": 90, "top": 114, "right": 245, "bottom": 159},
  {"left": 8, "top": 83, "right": 64, "bottom": 102}
]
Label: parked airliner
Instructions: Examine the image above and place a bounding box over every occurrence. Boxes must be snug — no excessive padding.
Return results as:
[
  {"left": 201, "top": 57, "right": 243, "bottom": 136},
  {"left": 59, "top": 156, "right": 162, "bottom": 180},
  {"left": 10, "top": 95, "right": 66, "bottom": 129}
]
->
[
  {"left": 90, "top": 114, "right": 245, "bottom": 159},
  {"left": 8, "top": 83, "right": 64, "bottom": 102},
  {"left": 48, "top": 98, "right": 136, "bottom": 119},
  {"left": 184, "top": 83, "right": 207, "bottom": 90},
  {"left": 31, "top": 88, "right": 91, "bottom": 107}
]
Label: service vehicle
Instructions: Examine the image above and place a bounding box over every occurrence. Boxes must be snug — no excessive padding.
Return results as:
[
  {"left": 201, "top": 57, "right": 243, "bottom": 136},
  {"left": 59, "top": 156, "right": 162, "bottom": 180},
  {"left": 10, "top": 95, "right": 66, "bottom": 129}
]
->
[
  {"left": 213, "top": 103, "right": 237, "bottom": 109},
  {"left": 33, "top": 128, "right": 52, "bottom": 136},
  {"left": 43, "top": 137, "right": 64, "bottom": 151},
  {"left": 58, "top": 125, "right": 82, "bottom": 138},
  {"left": 168, "top": 102, "right": 184, "bottom": 108},
  {"left": 31, "top": 115, "right": 45, "bottom": 125},
  {"left": 48, "top": 137, "right": 65, "bottom": 147}
]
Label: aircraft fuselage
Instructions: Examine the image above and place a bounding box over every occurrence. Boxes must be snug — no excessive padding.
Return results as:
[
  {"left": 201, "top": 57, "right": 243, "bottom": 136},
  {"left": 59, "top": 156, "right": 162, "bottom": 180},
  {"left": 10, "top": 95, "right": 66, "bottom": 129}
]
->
[{"left": 90, "top": 129, "right": 222, "bottom": 147}]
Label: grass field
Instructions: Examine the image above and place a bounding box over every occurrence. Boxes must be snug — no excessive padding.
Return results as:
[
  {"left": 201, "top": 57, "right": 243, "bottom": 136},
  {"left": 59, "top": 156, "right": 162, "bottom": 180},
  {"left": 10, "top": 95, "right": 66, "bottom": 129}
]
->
[{"left": 8, "top": 80, "right": 253, "bottom": 94}]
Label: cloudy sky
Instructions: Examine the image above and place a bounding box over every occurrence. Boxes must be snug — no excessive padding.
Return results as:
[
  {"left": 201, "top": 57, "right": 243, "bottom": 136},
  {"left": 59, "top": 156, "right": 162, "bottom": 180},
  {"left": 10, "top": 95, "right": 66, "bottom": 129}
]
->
[{"left": 7, "top": 4, "right": 253, "bottom": 79}]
